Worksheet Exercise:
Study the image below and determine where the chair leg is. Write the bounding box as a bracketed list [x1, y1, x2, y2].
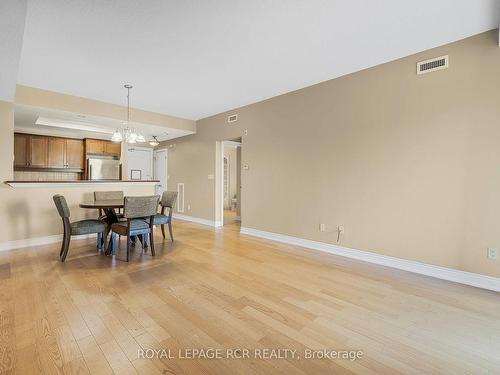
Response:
[168, 221, 174, 242]
[140, 234, 149, 250]
[108, 233, 117, 256]
[149, 231, 156, 256]
[59, 237, 65, 257]
[97, 232, 102, 250]
[126, 235, 131, 262]
[161, 224, 166, 239]
[102, 231, 107, 253]
[60, 233, 71, 262]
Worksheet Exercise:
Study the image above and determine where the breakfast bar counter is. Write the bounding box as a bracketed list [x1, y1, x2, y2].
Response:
[5, 180, 160, 188]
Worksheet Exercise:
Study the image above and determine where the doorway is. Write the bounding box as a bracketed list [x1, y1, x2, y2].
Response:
[153, 148, 168, 195]
[221, 139, 241, 226]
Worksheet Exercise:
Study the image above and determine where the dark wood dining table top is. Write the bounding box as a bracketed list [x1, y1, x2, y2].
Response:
[79, 199, 124, 209]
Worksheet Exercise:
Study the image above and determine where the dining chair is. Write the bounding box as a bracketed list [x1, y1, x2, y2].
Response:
[53, 194, 106, 262]
[94, 191, 124, 218]
[109, 195, 159, 262]
[153, 191, 178, 242]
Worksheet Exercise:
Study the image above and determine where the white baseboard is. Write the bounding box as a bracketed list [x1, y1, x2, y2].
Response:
[0, 233, 96, 253]
[173, 213, 218, 227]
[240, 227, 500, 293]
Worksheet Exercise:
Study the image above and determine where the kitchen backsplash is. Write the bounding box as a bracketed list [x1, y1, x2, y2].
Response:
[14, 171, 81, 181]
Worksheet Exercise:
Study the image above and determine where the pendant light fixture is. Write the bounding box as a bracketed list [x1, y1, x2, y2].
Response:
[149, 136, 160, 147]
[111, 84, 146, 144]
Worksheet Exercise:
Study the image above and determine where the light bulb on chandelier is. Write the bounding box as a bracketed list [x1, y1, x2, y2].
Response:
[111, 84, 146, 144]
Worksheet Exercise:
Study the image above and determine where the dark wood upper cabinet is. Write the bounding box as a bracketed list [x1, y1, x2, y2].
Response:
[14, 133, 84, 172]
[48, 137, 66, 168]
[104, 141, 121, 157]
[85, 139, 105, 154]
[66, 139, 84, 169]
[84, 138, 121, 157]
[29, 136, 48, 168]
[14, 133, 29, 167]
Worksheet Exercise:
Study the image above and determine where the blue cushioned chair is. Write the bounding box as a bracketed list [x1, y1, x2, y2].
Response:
[153, 191, 178, 241]
[109, 195, 159, 262]
[53, 194, 106, 262]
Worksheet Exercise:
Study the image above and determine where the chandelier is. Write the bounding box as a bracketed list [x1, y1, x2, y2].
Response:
[111, 84, 146, 144]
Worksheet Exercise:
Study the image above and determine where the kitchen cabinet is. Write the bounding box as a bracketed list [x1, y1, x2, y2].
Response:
[48, 137, 66, 168]
[104, 141, 121, 156]
[14, 133, 84, 171]
[66, 139, 84, 169]
[30, 136, 48, 168]
[14, 133, 29, 168]
[85, 139, 105, 154]
[84, 139, 121, 157]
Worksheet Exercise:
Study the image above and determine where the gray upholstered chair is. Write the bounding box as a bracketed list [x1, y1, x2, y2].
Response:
[53, 194, 106, 262]
[94, 191, 124, 218]
[153, 191, 178, 241]
[109, 195, 160, 262]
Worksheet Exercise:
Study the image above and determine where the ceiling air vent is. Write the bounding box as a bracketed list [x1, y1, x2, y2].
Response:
[227, 114, 238, 123]
[417, 55, 448, 75]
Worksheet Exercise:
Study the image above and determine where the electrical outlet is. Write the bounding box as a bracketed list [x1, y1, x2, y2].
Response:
[487, 248, 498, 259]
[338, 225, 345, 234]
[244, 129, 248, 135]
[319, 223, 326, 232]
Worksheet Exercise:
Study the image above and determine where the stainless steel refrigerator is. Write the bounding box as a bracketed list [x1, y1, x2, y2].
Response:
[87, 158, 121, 180]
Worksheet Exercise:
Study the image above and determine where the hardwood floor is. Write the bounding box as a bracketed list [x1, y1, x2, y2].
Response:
[0, 220, 499, 374]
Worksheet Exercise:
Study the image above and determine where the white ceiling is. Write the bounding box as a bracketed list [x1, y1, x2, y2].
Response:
[13, 0, 500, 120]
[0, 0, 26, 102]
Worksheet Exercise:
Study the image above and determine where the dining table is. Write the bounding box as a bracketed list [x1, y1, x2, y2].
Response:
[79, 199, 146, 255]
[79, 198, 124, 224]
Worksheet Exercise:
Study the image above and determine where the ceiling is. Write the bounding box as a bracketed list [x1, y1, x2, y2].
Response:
[10, 0, 500, 120]
[14, 105, 194, 142]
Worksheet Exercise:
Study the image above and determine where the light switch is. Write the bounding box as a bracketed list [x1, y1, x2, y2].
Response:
[243, 164, 249, 170]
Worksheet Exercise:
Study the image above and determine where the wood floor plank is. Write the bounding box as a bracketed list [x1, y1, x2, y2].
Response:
[0, 220, 499, 374]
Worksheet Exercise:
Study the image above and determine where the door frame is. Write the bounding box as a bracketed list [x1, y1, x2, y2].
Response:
[216, 140, 242, 227]
[153, 148, 168, 194]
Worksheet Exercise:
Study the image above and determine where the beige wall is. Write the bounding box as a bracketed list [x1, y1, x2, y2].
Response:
[0, 100, 155, 243]
[160, 31, 500, 277]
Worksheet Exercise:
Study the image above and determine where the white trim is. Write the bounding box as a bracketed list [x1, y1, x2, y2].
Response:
[177, 183, 185, 213]
[240, 227, 500, 293]
[7, 181, 159, 188]
[173, 213, 217, 227]
[0, 233, 96, 253]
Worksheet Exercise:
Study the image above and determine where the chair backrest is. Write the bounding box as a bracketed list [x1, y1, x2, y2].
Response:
[53, 194, 70, 218]
[123, 195, 160, 219]
[161, 191, 178, 209]
[94, 191, 124, 201]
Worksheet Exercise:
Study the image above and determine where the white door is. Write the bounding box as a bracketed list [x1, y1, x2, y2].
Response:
[154, 149, 168, 195]
[127, 146, 153, 180]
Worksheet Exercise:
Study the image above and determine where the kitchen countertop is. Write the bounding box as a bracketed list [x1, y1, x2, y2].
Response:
[5, 180, 160, 188]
